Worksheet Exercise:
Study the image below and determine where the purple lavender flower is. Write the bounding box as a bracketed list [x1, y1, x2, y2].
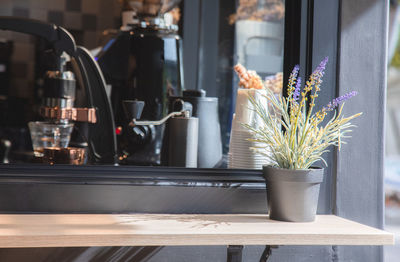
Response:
[293, 77, 301, 101]
[292, 64, 300, 78]
[323, 91, 358, 111]
[288, 64, 300, 95]
[313, 56, 329, 76]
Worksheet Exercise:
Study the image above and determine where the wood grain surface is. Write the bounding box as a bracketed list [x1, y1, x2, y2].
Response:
[0, 214, 393, 248]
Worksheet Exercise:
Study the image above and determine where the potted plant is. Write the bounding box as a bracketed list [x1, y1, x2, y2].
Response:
[235, 57, 362, 222]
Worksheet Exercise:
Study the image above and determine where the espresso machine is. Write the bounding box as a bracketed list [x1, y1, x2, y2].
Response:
[96, 0, 183, 165]
[0, 17, 117, 164]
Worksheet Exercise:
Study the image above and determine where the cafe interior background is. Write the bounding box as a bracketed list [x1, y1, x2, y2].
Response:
[0, 0, 396, 261]
[0, 0, 287, 169]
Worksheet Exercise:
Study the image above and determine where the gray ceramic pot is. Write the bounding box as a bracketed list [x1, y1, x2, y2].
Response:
[263, 166, 324, 222]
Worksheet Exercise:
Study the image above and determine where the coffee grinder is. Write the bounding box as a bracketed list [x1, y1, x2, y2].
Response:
[96, 0, 183, 165]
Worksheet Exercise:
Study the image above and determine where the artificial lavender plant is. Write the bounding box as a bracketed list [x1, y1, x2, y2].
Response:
[242, 57, 362, 169]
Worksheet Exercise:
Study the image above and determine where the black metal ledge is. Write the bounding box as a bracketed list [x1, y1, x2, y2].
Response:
[0, 164, 265, 187]
[0, 165, 267, 214]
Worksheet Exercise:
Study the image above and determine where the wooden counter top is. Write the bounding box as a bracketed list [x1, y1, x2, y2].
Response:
[0, 214, 393, 248]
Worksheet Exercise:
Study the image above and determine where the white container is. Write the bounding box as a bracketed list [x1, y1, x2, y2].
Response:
[228, 89, 272, 169]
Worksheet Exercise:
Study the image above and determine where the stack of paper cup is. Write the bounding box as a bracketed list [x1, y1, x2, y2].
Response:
[228, 89, 271, 169]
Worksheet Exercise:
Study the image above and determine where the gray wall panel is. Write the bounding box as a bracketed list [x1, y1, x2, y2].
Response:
[312, 0, 340, 215]
[336, 0, 388, 261]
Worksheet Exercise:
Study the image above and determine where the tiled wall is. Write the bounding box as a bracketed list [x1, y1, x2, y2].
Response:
[0, 0, 121, 99]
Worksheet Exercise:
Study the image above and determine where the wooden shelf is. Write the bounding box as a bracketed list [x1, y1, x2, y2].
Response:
[0, 214, 393, 248]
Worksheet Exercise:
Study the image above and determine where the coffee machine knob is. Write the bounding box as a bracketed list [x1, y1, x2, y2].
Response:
[129, 125, 151, 145]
